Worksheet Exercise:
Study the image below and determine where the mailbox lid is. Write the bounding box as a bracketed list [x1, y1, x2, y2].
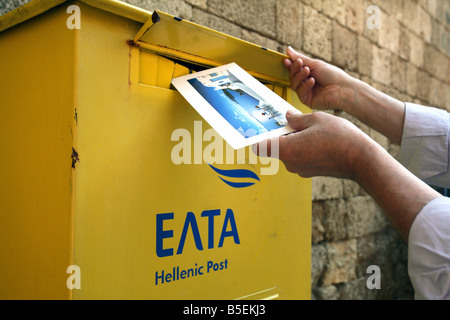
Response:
[0, 0, 290, 86]
[133, 10, 291, 87]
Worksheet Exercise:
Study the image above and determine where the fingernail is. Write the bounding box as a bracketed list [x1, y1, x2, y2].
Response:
[286, 109, 301, 116]
[287, 46, 294, 53]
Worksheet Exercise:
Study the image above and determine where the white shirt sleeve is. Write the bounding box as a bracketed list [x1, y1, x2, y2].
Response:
[400, 103, 450, 299]
[399, 103, 450, 188]
[408, 197, 450, 300]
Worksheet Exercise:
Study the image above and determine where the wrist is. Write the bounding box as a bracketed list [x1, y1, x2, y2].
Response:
[339, 77, 366, 114]
[350, 136, 386, 185]
[340, 78, 406, 144]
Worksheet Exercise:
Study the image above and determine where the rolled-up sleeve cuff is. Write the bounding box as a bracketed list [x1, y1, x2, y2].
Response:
[399, 103, 450, 181]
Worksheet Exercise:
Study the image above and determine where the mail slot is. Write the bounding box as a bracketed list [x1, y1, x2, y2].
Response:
[0, 0, 311, 299]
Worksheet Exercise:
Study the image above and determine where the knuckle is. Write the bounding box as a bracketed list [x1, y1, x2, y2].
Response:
[309, 111, 327, 122]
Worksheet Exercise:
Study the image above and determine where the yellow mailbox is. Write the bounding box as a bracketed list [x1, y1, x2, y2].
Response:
[0, 0, 311, 299]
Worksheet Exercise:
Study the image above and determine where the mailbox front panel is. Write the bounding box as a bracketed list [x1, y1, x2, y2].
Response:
[77, 3, 312, 300]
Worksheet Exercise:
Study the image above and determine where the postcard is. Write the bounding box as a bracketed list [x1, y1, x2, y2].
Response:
[171, 63, 299, 149]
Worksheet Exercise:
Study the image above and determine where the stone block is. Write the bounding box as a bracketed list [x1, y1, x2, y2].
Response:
[303, 6, 333, 61]
[312, 177, 344, 200]
[431, 16, 444, 50]
[424, 44, 449, 82]
[276, 0, 303, 46]
[401, 0, 421, 36]
[312, 201, 325, 244]
[345, 0, 364, 34]
[342, 179, 365, 198]
[446, 84, 450, 112]
[422, 0, 438, 18]
[322, 0, 346, 25]
[241, 29, 280, 52]
[311, 244, 328, 286]
[346, 196, 388, 238]
[406, 63, 418, 97]
[419, 6, 432, 43]
[322, 199, 348, 241]
[207, 0, 277, 38]
[336, 276, 379, 300]
[428, 77, 446, 108]
[191, 8, 242, 38]
[398, 25, 411, 61]
[300, 0, 322, 11]
[185, 0, 207, 10]
[409, 31, 424, 68]
[375, 0, 403, 21]
[371, 45, 391, 85]
[355, 231, 394, 277]
[379, 14, 399, 54]
[332, 22, 357, 70]
[416, 69, 432, 103]
[357, 35, 373, 76]
[321, 239, 357, 286]
[390, 54, 407, 93]
[312, 285, 339, 299]
[0, 0, 32, 15]
[435, 0, 450, 25]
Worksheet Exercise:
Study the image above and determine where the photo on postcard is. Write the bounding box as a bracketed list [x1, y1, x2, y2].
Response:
[171, 63, 299, 149]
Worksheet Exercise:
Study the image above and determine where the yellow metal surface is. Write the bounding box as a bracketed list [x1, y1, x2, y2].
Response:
[0, 0, 150, 33]
[81, 0, 150, 23]
[0, 3, 76, 299]
[135, 11, 292, 87]
[0, 0, 311, 299]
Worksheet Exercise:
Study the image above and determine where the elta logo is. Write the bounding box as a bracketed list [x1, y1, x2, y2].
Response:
[208, 163, 260, 188]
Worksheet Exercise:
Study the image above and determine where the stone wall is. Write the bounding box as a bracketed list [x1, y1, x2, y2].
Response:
[2, 0, 449, 300]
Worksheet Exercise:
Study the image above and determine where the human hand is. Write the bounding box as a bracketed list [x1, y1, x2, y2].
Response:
[283, 47, 355, 112]
[256, 109, 375, 180]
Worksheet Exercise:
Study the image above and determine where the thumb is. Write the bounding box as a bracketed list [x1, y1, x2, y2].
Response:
[285, 109, 310, 131]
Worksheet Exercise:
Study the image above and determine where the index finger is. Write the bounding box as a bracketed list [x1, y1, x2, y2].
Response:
[283, 58, 292, 70]
[286, 46, 315, 68]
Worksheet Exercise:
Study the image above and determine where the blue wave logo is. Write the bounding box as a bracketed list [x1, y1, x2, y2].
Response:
[208, 163, 260, 188]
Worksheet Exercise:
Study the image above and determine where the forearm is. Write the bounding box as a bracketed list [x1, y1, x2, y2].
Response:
[354, 139, 441, 241]
[341, 78, 406, 145]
